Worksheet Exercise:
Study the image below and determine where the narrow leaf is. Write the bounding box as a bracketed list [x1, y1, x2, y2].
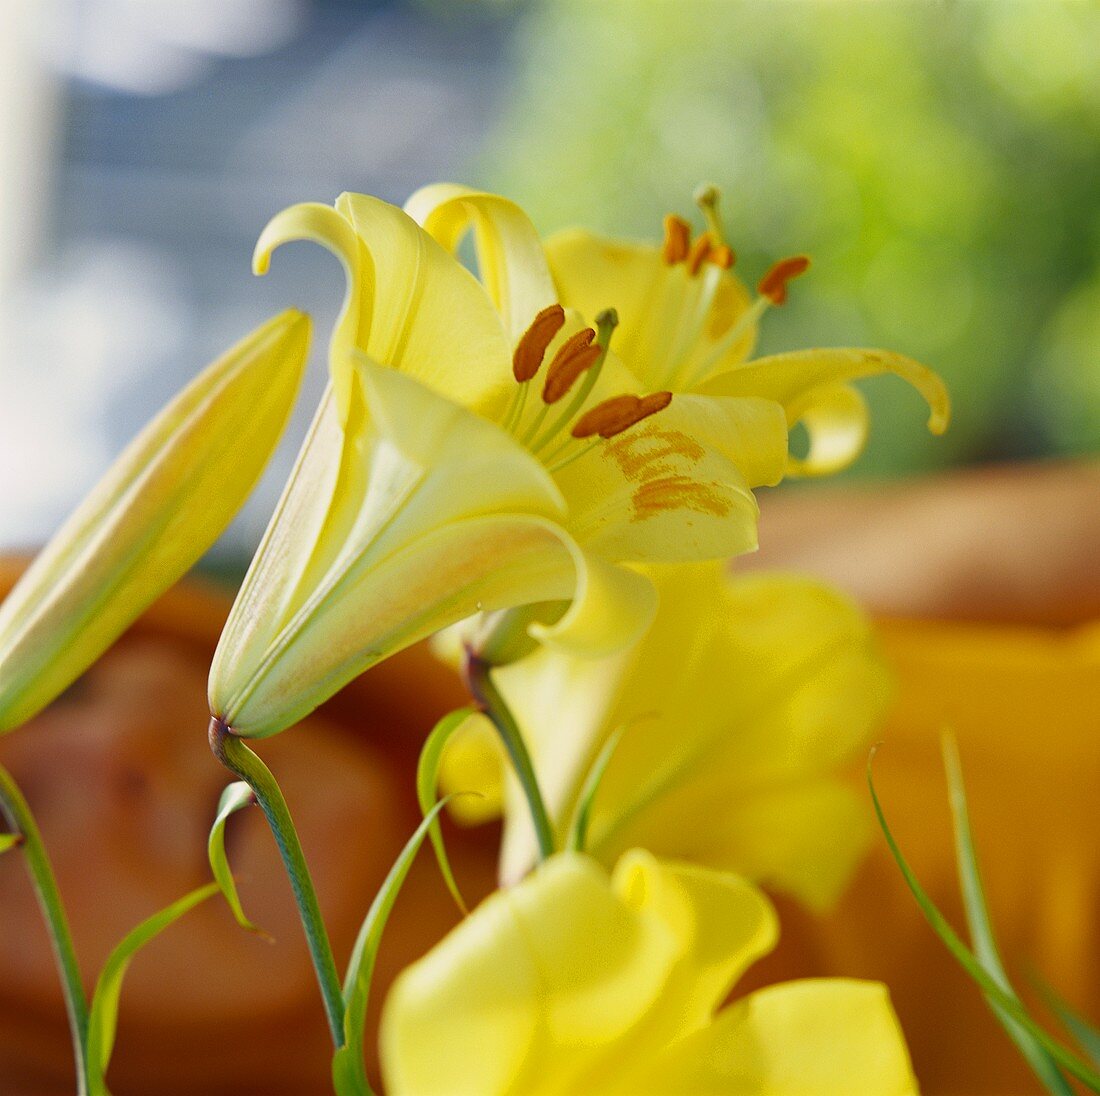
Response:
[868, 750, 1100, 1092]
[1035, 975, 1100, 1069]
[415, 708, 476, 915]
[86, 882, 219, 1096]
[332, 797, 461, 1096]
[0, 833, 21, 854]
[567, 723, 628, 853]
[208, 780, 272, 940]
[942, 734, 1073, 1095]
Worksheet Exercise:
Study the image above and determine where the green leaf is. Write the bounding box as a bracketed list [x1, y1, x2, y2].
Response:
[941, 734, 1073, 1096]
[0, 832, 21, 854]
[207, 780, 272, 940]
[868, 749, 1100, 1093]
[415, 707, 476, 915]
[86, 882, 219, 1096]
[1034, 975, 1100, 1069]
[332, 797, 460, 1096]
[566, 723, 628, 853]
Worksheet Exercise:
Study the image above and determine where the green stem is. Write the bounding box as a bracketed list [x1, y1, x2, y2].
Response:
[0, 764, 89, 1094]
[208, 719, 345, 1047]
[463, 654, 555, 862]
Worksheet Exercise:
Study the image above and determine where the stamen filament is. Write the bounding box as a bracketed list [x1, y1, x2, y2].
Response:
[521, 400, 552, 447]
[662, 261, 724, 389]
[680, 294, 770, 389]
[680, 254, 811, 388]
[546, 438, 602, 475]
[500, 382, 526, 433]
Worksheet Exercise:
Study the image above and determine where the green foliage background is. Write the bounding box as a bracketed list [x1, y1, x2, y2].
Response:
[480, 0, 1100, 476]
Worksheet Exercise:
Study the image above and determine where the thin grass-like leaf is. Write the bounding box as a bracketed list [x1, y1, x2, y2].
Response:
[415, 707, 475, 914]
[566, 723, 629, 853]
[0, 833, 20, 854]
[86, 882, 219, 1096]
[207, 781, 272, 940]
[942, 735, 1073, 1095]
[332, 796, 464, 1096]
[868, 750, 1100, 1093]
[1035, 975, 1100, 1069]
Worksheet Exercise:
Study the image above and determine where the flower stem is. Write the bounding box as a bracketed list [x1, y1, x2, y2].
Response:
[208, 718, 345, 1046]
[463, 653, 556, 862]
[0, 763, 89, 1094]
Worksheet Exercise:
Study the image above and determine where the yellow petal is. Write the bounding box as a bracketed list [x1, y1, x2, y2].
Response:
[404, 183, 558, 343]
[210, 364, 654, 738]
[785, 381, 870, 478]
[613, 850, 779, 1034]
[660, 393, 789, 488]
[529, 551, 657, 658]
[211, 364, 565, 737]
[544, 228, 757, 390]
[0, 311, 310, 733]
[557, 415, 761, 564]
[495, 566, 891, 905]
[254, 193, 512, 420]
[698, 347, 950, 474]
[645, 979, 918, 1095]
[612, 779, 873, 914]
[380, 853, 680, 1096]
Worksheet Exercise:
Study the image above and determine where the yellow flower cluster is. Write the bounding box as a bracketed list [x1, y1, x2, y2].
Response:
[0, 182, 949, 1092]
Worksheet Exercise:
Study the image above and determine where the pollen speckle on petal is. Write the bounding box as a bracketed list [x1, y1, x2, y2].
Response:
[631, 475, 732, 520]
[604, 428, 705, 482]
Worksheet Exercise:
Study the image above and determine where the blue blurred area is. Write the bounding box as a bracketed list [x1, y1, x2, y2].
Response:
[1, 0, 517, 555]
[3, 0, 1096, 558]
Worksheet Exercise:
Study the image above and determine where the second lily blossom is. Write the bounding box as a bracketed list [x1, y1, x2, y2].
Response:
[209, 184, 949, 740]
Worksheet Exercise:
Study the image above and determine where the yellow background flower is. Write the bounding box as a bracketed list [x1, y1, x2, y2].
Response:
[441, 562, 892, 910]
[381, 849, 917, 1095]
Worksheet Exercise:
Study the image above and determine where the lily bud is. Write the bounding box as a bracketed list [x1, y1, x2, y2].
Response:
[0, 310, 311, 732]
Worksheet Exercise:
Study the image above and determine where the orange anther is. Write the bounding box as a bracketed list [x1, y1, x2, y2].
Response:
[661, 215, 691, 264]
[571, 390, 673, 439]
[686, 232, 713, 276]
[512, 303, 566, 382]
[758, 255, 810, 305]
[709, 243, 735, 269]
[542, 327, 599, 403]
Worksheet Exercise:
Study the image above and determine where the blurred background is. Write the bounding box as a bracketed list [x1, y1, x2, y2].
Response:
[1, 0, 1098, 559]
[0, 2, 1098, 1094]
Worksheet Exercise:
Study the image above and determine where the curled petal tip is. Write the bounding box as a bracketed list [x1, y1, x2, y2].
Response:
[923, 376, 952, 436]
[252, 243, 272, 277]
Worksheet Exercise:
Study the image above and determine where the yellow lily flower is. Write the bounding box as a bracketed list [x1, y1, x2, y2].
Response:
[440, 563, 891, 908]
[409, 183, 950, 478]
[210, 187, 946, 739]
[380, 849, 918, 1095]
[0, 311, 310, 733]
